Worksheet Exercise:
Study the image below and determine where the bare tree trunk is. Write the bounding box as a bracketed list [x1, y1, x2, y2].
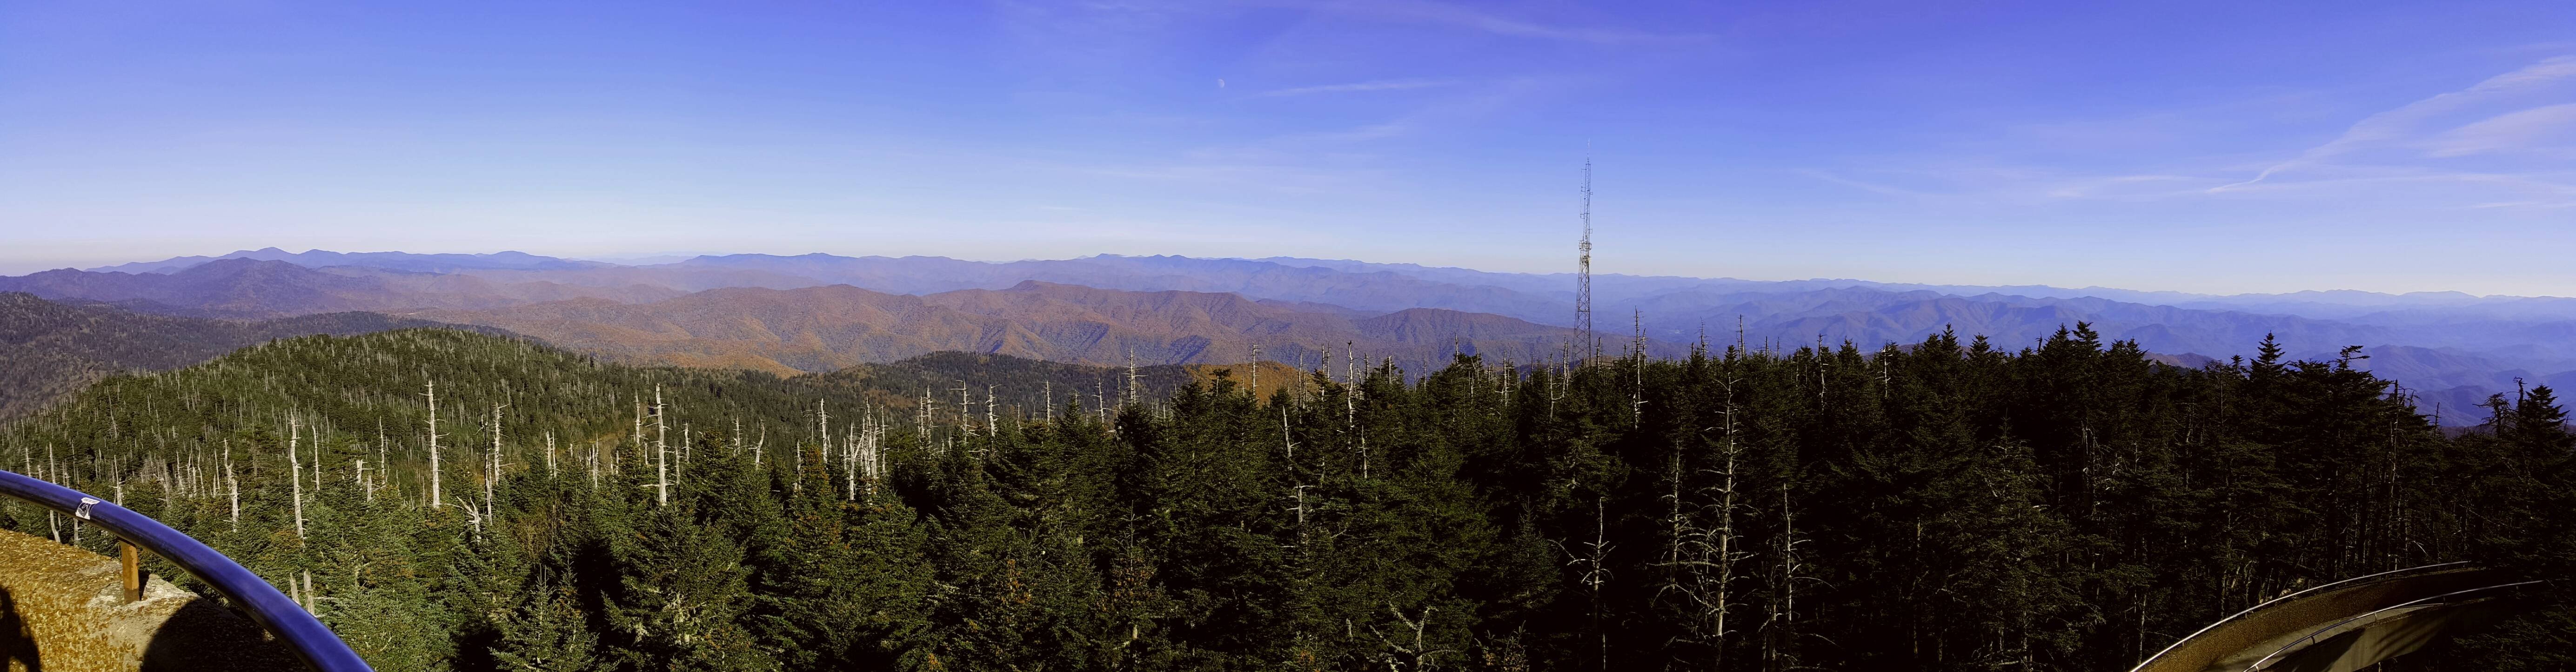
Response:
[425, 380, 442, 509]
[47, 444, 61, 544]
[226, 442, 239, 530]
[488, 403, 504, 523]
[1579, 497, 1610, 672]
[952, 381, 972, 437]
[289, 416, 305, 539]
[1126, 349, 1141, 409]
[1285, 406, 1307, 531]
[859, 416, 882, 495]
[1345, 369, 1368, 480]
[850, 420, 860, 486]
[1714, 419, 1742, 671]
[655, 386, 669, 506]
[1765, 483, 1805, 672]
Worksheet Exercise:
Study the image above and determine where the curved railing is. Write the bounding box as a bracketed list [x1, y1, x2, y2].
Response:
[2129, 562, 2529, 672]
[0, 468, 373, 672]
[2245, 579, 2540, 670]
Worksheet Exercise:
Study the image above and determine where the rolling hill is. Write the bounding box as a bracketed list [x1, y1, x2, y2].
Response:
[420, 281, 1648, 377]
[0, 258, 683, 318]
[85, 247, 608, 275]
[0, 293, 490, 420]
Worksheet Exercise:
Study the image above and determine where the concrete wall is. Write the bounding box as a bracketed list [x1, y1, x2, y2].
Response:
[0, 528, 300, 671]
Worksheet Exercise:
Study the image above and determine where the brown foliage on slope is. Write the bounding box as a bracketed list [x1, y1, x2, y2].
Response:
[426, 281, 1599, 376]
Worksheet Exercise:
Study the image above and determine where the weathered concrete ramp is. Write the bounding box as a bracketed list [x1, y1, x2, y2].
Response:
[2131, 563, 2527, 672]
[0, 528, 299, 671]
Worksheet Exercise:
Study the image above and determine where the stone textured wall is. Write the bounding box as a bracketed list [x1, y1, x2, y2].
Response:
[0, 528, 300, 671]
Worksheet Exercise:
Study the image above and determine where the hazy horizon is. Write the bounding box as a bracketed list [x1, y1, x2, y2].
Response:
[14, 245, 2569, 301]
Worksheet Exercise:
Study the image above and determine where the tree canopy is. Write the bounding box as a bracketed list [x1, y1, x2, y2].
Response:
[1, 326, 2568, 671]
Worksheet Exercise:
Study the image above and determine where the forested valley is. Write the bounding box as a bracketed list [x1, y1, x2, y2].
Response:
[3, 325, 2571, 671]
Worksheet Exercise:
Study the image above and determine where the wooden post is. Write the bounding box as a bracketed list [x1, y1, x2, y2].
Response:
[120, 540, 143, 603]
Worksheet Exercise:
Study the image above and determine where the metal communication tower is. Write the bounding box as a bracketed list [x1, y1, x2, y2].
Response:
[1576, 156, 1594, 361]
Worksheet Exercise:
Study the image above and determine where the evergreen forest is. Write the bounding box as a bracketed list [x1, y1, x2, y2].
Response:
[4, 325, 2572, 671]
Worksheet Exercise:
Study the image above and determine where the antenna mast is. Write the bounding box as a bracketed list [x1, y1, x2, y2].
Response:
[1576, 155, 1595, 361]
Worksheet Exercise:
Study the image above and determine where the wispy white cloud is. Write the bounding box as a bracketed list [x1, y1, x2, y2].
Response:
[1243, 76, 1549, 148]
[2041, 175, 2213, 200]
[1257, 0, 1711, 45]
[2424, 102, 2576, 157]
[2216, 55, 2576, 191]
[2470, 200, 2576, 209]
[1253, 78, 1455, 98]
[1794, 169, 1939, 199]
[1015, 76, 1548, 202]
[1060, 159, 1382, 195]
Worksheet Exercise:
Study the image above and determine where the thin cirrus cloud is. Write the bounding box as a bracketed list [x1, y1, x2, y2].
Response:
[2215, 54, 2576, 192]
[2424, 102, 2576, 157]
[1252, 78, 1457, 98]
[1256, 0, 1711, 44]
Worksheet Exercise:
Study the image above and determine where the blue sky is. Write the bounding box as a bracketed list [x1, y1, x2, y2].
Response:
[3, 1, 2572, 295]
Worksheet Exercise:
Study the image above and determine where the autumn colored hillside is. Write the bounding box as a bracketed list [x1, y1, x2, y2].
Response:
[417, 281, 1635, 377]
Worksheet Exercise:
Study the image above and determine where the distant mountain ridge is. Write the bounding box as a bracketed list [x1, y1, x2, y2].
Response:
[1, 258, 682, 318]
[23, 247, 2575, 424]
[87, 247, 607, 274]
[94, 248, 2572, 312]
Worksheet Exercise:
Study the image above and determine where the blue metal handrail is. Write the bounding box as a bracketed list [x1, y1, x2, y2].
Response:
[0, 468, 372, 672]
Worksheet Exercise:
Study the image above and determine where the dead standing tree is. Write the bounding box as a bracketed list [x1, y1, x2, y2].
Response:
[1556, 497, 1614, 672]
[288, 415, 305, 539]
[225, 442, 238, 529]
[654, 386, 670, 506]
[1654, 368, 1750, 670]
[951, 381, 973, 438]
[423, 380, 443, 510]
[1762, 482, 1810, 671]
[485, 402, 507, 524]
[1375, 604, 1456, 672]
